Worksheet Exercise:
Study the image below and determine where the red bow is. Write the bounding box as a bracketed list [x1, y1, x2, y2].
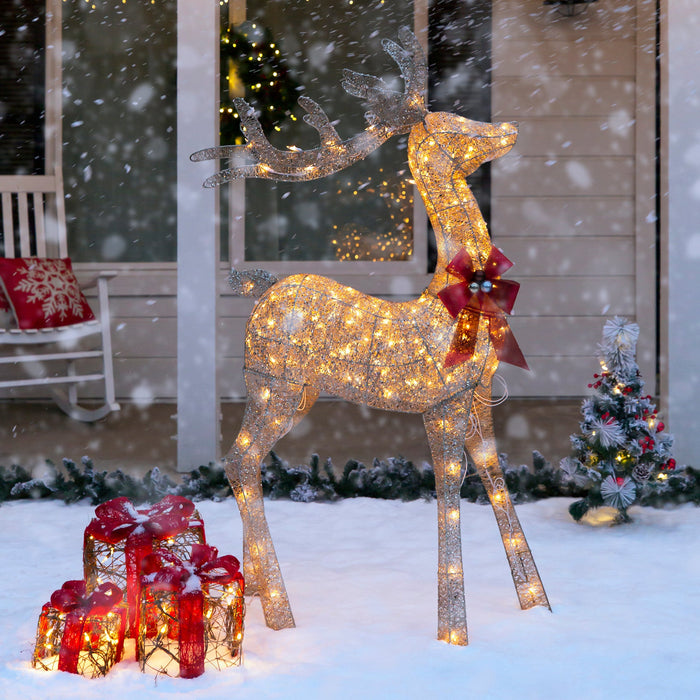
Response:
[438, 246, 528, 370]
[49, 580, 124, 674]
[140, 544, 243, 679]
[84, 495, 198, 638]
[51, 579, 123, 616]
[86, 495, 195, 543]
[141, 543, 243, 593]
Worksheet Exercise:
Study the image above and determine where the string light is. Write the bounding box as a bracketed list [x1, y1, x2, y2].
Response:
[194, 28, 550, 644]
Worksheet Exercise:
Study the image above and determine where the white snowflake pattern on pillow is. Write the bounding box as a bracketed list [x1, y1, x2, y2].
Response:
[13, 259, 87, 322]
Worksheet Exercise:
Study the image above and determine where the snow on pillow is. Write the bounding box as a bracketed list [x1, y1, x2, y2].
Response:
[0, 257, 95, 330]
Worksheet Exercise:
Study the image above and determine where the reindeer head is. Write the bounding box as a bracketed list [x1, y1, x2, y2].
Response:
[191, 28, 516, 188]
[410, 113, 518, 179]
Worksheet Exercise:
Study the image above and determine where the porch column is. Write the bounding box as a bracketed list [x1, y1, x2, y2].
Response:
[662, 0, 700, 466]
[176, 0, 220, 470]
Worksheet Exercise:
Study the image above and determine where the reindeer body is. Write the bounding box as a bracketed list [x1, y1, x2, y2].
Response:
[193, 30, 550, 645]
[243, 114, 510, 414]
[245, 274, 489, 413]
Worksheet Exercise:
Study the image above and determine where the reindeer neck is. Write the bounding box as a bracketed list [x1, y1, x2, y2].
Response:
[408, 121, 493, 300]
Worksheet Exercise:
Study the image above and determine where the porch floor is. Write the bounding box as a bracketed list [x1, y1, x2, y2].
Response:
[0, 398, 582, 478]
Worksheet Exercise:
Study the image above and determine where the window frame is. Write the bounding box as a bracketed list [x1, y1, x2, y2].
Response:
[223, 0, 429, 277]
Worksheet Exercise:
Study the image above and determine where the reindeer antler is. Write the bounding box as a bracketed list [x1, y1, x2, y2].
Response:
[190, 27, 427, 187]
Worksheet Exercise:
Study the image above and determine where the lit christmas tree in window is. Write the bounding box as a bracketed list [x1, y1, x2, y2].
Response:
[219, 21, 299, 144]
[560, 317, 675, 523]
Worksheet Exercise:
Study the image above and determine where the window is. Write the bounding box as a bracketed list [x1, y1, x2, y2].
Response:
[0, 0, 45, 175]
[221, 0, 424, 271]
[2, 1, 491, 268]
[429, 0, 492, 260]
[220, 0, 492, 272]
[62, 0, 177, 263]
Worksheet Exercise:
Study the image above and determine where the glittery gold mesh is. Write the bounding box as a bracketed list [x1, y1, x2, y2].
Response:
[137, 583, 244, 677]
[200, 30, 551, 644]
[32, 606, 124, 678]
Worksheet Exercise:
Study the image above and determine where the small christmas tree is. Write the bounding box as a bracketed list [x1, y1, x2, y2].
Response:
[560, 317, 675, 523]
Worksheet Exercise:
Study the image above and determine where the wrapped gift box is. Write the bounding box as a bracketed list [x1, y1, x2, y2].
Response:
[32, 580, 126, 678]
[138, 543, 244, 678]
[83, 495, 206, 637]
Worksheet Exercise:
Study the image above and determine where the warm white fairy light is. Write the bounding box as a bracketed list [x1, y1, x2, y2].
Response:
[194, 27, 550, 645]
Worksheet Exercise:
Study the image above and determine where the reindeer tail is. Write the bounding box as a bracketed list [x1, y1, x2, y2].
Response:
[228, 268, 279, 297]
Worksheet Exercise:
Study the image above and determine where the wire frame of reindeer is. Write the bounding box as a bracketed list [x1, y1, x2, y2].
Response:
[191, 27, 551, 646]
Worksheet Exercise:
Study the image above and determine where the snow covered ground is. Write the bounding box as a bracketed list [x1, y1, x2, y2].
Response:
[0, 497, 697, 699]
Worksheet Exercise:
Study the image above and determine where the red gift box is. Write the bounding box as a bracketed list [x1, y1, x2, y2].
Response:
[138, 543, 245, 678]
[83, 495, 206, 638]
[32, 580, 126, 678]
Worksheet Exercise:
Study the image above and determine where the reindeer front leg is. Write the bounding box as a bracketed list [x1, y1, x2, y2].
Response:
[466, 388, 551, 612]
[423, 393, 472, 645]
[223, 375, 304, 631]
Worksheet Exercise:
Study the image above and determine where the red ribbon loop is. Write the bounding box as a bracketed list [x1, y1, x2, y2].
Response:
[50, 579, 123, 617]
[141, 544, 243, 592]
[86, 495, 196, 543]
[437, 246, 529, 370]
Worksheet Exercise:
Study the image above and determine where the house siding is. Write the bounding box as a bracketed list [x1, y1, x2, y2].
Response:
[490, 0, 657, 396]
[1, 0, 658, 404]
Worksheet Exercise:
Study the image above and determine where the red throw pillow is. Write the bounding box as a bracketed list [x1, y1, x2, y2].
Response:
[0, 257, 96, 330]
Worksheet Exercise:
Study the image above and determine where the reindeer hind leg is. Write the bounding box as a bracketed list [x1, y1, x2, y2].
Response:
[465, 392, 551, 612]
[224, 375, 306, 630]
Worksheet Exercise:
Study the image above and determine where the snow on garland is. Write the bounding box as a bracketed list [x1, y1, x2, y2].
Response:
[1, 451, 697, 509]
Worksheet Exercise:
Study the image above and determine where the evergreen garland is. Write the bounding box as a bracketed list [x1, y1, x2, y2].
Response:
[1, 451, 696, 509]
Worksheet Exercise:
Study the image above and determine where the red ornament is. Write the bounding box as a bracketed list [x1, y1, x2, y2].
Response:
[656, 422, 665, 432]
[438, 245, 528, 369]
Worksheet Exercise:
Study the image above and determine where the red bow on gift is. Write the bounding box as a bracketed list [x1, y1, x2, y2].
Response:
[85, 495, 198, 637]
[86, 495, 196, 543]
[141, 544, 243, 679]
[141, 543, 243, 593]
[437, 245, 528, 370]
[51, 579, 122, 616]
[49, 580, 124, 674]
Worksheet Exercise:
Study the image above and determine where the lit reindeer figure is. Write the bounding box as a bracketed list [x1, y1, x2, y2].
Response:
[192, 28, 550, 645]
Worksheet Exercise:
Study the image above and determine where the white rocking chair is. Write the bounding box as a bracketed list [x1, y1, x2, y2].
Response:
[0, 172, 120, 421]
